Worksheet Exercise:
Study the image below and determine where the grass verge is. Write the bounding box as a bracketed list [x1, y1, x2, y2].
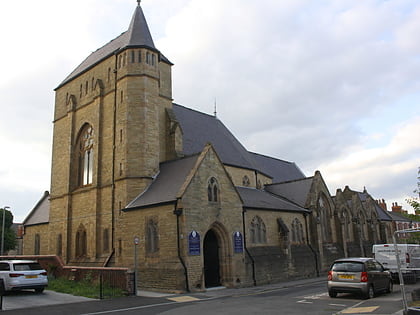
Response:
[47, 277, 124, 299]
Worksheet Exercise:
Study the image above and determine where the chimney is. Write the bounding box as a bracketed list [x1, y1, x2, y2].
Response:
[377, 199, 387, 211]
[392, 202, 403, 213]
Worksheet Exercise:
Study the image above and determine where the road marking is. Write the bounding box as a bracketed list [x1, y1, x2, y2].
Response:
[329, 303, 347, 307]
[81, 296, 217, 315]
[303, 292, 328, 299]
[340, 306, 379, 313]
[297, 300, 313, 304]
[168, 296, 200, 302]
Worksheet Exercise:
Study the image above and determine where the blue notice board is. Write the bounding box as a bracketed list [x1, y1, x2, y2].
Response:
[233, 231, 243, 253]
[188, 231, 200, 255]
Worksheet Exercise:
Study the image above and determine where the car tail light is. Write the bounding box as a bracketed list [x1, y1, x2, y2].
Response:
[328, 271, 333, 281]
[406, 253, 410, 263]
[40, 272, 47, 276]
[360, 272, 368, 282]
[9, 273, 24, 278]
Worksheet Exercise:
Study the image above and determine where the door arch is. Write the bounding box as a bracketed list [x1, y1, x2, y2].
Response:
[204, 229, 221, 287]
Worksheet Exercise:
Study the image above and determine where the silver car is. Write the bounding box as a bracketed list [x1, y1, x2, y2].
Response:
[0, 260, 48, 293]
[327, 257, 392, 299]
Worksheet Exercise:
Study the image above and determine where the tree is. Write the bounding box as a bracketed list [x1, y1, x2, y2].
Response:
[406, 167, 420, 213]
[0, 208, 16, 253]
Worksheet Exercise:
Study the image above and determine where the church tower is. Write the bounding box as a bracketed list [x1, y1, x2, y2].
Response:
[49, 3, 174, 264]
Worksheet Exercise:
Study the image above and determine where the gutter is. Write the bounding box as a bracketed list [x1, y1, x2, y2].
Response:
[304, 213, 319, 277]
[242, 208, 256, 286]
[174, 201, 190, 292]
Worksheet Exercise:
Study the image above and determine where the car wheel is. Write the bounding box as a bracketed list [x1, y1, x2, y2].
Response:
[35, 288, 45, 294]
[365, 285, 375, 299]
[386, 280, 393, 293]
[328, 290, 337, 298]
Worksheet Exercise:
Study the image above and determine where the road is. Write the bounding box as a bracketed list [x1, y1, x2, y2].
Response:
[1, 279, 419, 314]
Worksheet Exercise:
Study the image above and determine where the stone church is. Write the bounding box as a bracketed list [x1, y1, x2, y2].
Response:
[22, 3, 398, 292]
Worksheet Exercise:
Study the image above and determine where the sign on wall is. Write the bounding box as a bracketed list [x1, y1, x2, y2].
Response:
[188, 230, 201, 255]
[233, 231, 243, 253]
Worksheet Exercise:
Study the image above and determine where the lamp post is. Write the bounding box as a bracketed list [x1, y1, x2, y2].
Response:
[1, 206, 9, 256]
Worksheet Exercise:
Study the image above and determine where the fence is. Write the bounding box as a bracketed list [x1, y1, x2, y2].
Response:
[60, 266, 134, 299]
[0, 255, 135, 298]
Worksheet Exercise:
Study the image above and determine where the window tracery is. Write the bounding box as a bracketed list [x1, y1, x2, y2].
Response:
[207, 177, 219, 202]
[250, 216, 267, 244]
[76, 124, 94, 187]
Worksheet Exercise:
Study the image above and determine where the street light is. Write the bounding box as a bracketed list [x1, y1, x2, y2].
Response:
[1, 206, 9, 256]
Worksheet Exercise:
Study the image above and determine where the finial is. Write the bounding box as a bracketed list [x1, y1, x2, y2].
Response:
[137, 0, 141, 6]
[214, 98, 217, 117]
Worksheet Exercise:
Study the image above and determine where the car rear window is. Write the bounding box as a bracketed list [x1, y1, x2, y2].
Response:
[13, 263, 43, 271]
[331, 262, 364, 272]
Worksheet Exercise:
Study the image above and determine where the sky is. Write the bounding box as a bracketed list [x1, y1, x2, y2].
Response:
[0, 0, 419, 222]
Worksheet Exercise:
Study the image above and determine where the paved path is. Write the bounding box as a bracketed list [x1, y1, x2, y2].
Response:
[1, 289, 94, 311]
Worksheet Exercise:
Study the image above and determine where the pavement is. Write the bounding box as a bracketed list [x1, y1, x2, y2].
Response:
[0, 276, 418, 314]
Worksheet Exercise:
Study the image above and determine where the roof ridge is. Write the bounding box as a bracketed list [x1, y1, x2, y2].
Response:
[172, 103, 216, 119]
[267, 176, 313, 186]
[249, 151, 294, 164]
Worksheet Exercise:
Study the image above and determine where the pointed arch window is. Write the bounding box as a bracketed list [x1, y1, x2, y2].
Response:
[76, 225, 87, 258]
[318, 194, 332, 242]
[207, 177, 219, 202]
[242, 175, 250, 187]
[56, 234, 63, 256]
[291, 218, 304, 244]
[250, 216, 266, 244]
[76, 124, 94, 187]
[103, 229, 109, 253]
[146, 218, 159, 254]
[34, 234, 40, 255]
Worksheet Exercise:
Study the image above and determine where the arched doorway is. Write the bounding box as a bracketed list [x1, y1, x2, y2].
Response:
[204, 230, 221, 287]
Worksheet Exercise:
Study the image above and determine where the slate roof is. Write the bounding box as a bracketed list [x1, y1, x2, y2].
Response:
[172, 104, 306, 183]
[387, 211, 410, 222]
[237, 187, 309, 213]
[126, 154, 200, 209]
[57, 4, 170, 89]
[172, 104, 260, 171]
[375, 204, 393, 221]
[23, 191, 50, 226]
[250, 152, 306, 183]
[264, 177, 314, 208]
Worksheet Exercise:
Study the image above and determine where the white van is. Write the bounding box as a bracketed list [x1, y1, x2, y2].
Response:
[372, 244, 420, 283]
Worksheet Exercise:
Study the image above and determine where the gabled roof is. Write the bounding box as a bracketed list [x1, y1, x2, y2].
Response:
[265, 177, 314, 208]
[126, 154, 200, 209]
[387, 211, 410, 222]
[250, 152, 306, 182]
[172, 104, 307, 183]
[375, 204, 393, 221]
[172, 104, 260, 171]
[23, 191, 50, 226]
[57, 4, 169, 89]
[237, 187, 309, 213]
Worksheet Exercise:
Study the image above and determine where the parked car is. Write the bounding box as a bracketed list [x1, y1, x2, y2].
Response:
[0, 260, 48, 293]
[327, 257, 392, 299]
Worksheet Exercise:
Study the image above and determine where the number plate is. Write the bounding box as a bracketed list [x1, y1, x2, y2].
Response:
[25, 275, 38, 279]
[338, 274, 354, 280]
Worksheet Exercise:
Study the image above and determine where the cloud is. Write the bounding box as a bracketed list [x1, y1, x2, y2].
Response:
[1, 0, 420, 222]
[318, 116, 420, 207]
